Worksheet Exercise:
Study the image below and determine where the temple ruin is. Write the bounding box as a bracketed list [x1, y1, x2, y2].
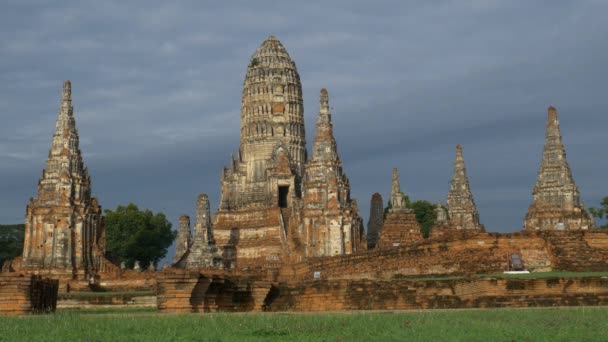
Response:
[524, 106, 594, 230]
[376, 168, 423, 248]
[176, 36, 365, 270]
[3, 37, 608, 316]
[16, 81, 108, 279]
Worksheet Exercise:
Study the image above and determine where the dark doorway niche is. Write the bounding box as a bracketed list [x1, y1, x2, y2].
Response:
[278, 186, 289, 208]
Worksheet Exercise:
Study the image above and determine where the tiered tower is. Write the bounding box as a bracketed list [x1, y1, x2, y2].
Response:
[377, 168, 423, 248]
[20, 81, 106, 278]
[524, 107, 593, 230]
[207, 36, 365, 269]
[302, 89, 365, 256]
[219, 36, 306, 210]
[447, 145, 483, 230]
[366, 193, 384, 249]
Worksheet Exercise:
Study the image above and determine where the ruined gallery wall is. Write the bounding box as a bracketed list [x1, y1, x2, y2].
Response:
[282, 231, 608, 281]
[0, 274, 58, 315]
[266, 276, 608, 311]
[156, 270, 271, 313]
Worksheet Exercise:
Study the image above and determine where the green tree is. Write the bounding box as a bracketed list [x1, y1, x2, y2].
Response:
[590, 197, 608, 228]
[409, 200, 437, 238]
[104, 204, 176, 268]
[0, 224, 25, 267]
[384, 198, 438, 238]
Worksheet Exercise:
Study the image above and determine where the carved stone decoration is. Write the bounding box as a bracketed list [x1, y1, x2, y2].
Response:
[447, 145, 483, 230]
[524, 107, 594, 230]
[219, 35, 306, 210]
[201, 37, 364, 270]
[20, 81, 106, 279]
[302, 89, 366, 257]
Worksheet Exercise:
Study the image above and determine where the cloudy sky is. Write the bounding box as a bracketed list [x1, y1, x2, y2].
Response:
[1, 1, 607, 259]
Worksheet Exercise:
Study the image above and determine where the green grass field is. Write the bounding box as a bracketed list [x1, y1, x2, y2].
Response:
[1, 307, 607, 341]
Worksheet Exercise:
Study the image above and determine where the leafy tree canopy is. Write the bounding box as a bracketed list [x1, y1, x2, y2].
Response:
[590, 197, 608, 229]
[104, 204, 176, 268]
[0, 224, 25, 267]
[409, 200, 437, 238]
[384, 198, 439, 238]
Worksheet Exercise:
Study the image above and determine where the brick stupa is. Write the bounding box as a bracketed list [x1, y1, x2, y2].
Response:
[18, 81, 107, 279]
[377, 168, 423, 248]
[524, 106, 594, 230]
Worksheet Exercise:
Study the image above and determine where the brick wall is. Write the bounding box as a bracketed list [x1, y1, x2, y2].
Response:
[0, 274, 58, 315]
[266, 276, 608, 311]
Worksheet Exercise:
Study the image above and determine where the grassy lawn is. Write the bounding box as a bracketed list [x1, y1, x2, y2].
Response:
[1, 307, 607, 341]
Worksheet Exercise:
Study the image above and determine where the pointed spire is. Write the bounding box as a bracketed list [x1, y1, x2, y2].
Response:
[37, 80, 88, 204]
[311, 88, 339, 161]
[22, 80, 104, 272]
[389, 168, 411, 213]
[447, 145, 482, 230]
[525, 106, 593, 230]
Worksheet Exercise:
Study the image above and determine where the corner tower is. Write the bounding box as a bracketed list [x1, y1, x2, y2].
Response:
[447, 145, 483, 230]
[524, 107, 593, 230]
[302, 89, 365, 256]
[20, 81, 106, 278]
[220, 36, 306, 210]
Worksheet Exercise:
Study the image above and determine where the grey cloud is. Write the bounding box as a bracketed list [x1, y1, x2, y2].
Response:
[1, 1, 607, 256]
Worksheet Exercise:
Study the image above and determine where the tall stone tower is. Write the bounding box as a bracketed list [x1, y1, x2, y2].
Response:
[219, 35, 306, 210]
[302, 89, 365, 256]
[21, 81, 106, 277]
[366, 193, 384, 249]
[524, 107, 593, 230]
[209, 37, 365, 269]
[447, 145, 483, 230]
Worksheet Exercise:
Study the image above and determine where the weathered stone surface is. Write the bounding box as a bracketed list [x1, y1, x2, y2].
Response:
[301, 89, 365, 257]
[219, 36, 306, 210]
[447, 145, 483, 230]
[284, 230, 608, 281]
[388, 168, 411, 214]
[0, 274, 58, 315]
[156, 269, 270, 313]
[377, 168, 423, 248]
[187, 37, 363, 270]
[366, 193, 384, 249]
[178, 194, 222, 269]
[525, 106, 594, 231]
[264, 276, 608, 312]
[18, 81, 108, 279]
[173, 215, 191, 264]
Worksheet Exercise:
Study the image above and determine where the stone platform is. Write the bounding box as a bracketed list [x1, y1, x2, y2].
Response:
[0, 274, 58, 315]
